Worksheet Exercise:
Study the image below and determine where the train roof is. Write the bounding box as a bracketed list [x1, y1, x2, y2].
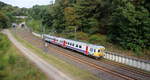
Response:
[43, 34, 105, 48]
[65, 39, 104, 48]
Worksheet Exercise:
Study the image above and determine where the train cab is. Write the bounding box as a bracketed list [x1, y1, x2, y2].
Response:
[93, 48, 105, 58]
[88, 45, 105, 58]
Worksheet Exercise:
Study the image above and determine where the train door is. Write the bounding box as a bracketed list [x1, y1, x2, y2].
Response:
[63, 40, 66, 47]
[53, 39, 56, 44]
[85, 46, 88, 55]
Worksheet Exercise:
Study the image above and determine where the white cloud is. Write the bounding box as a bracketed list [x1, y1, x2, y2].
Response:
[0, 0, 54, 8]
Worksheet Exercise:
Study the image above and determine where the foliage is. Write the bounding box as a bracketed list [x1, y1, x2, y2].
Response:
[26, 19, 41, 32]
[109, 0, 150, 52]
[27, 0, 150, 55]
[89, 34, 107, 45]
[76, 32, 89, 42]
[0, 12, 9, 29]
[0, 33, 47, 80]
[0, 1, 20, 29]
[28, 5, 46, 20]
[0, 33, 10, 51]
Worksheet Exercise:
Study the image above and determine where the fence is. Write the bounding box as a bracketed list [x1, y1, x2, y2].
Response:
[104, 51, 150, 71]
[32, 32, 42, 38]
[32, 32, 150, 72]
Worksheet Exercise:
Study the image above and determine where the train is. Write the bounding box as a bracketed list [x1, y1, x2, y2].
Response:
[43, 34, 105, 59]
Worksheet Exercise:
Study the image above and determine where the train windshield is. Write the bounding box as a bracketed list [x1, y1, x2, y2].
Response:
[98, 50, 101, 52]
[98, 49, 104, 52]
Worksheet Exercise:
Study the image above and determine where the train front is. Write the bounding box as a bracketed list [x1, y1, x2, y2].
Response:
[93, 47, 105, 59]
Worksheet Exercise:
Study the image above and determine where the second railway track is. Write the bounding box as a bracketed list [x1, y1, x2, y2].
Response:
[101, 59, 150, 78]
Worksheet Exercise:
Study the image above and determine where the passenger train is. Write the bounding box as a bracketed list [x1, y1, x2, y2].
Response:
[43, 34, 105, 58]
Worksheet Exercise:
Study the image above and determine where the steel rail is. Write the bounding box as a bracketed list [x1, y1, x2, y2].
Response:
[48, 44, 137, 80]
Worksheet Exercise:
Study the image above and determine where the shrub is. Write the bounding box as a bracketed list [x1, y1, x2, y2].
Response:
[0, 64, 5, 70]
[26, 19, 41, 32]
[66, 33, 75, 39]
[8, 54, 16, 64]
[0, 33, 10, 53]
[0, 12, 9, 29]
[89, 34, 107, 45]
[76, 32, 88, 42]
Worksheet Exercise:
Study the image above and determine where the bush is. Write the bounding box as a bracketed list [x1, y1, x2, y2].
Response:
[89, 34, 107, 45]
[0, 33, 10, 53]
[26, 19, 41, 32]
[76, 32, 88, 42]
[8, 54, 16, 64]
[0, 64, 5, 70]
[66, 32, 75, 39]
[0, 12, 9, 29]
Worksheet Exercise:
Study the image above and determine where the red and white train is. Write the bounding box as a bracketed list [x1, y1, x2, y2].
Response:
[43, 34, 105, 58]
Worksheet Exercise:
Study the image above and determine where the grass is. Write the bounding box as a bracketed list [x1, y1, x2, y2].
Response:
[11, 30, 101, 80]
[0, 33, 47, 80]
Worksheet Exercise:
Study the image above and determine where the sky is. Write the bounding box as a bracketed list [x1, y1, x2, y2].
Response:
[0, 0, 54, 8]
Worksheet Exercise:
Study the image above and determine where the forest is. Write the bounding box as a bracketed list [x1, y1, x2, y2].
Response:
[26, 0, 150, 57]
[0, 0, 150, 58]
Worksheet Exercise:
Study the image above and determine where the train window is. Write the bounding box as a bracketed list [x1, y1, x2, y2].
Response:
[72, 44, 74, 46]
[98, 50, 100, 52]
[76, 44, 78, 47]
[79, 45, 82, 48]
[94, 49, 96, 52]
[90, 48, 93, 52]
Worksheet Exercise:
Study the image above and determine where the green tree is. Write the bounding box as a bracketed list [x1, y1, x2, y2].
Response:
[51, 0, 66, 33]
[0, 12, 9, 29]
[109, 0, 150, 53]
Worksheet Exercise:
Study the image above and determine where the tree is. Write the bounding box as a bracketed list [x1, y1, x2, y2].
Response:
[109, 0, 150, 52]
[0, 12, 9, 29]
[64, 7, 78, 33]
[50, 0, 66, 33]
[74, 0, 99, 33]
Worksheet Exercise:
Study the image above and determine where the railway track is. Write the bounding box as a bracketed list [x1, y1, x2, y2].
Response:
[47, 43, 138, 80]
[15, 29, 150, 80]
[101, 59, 150, 78]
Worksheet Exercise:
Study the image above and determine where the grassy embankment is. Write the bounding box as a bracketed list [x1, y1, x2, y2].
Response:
[11, 29, 100, 80]
[0, 33, 47, 80]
